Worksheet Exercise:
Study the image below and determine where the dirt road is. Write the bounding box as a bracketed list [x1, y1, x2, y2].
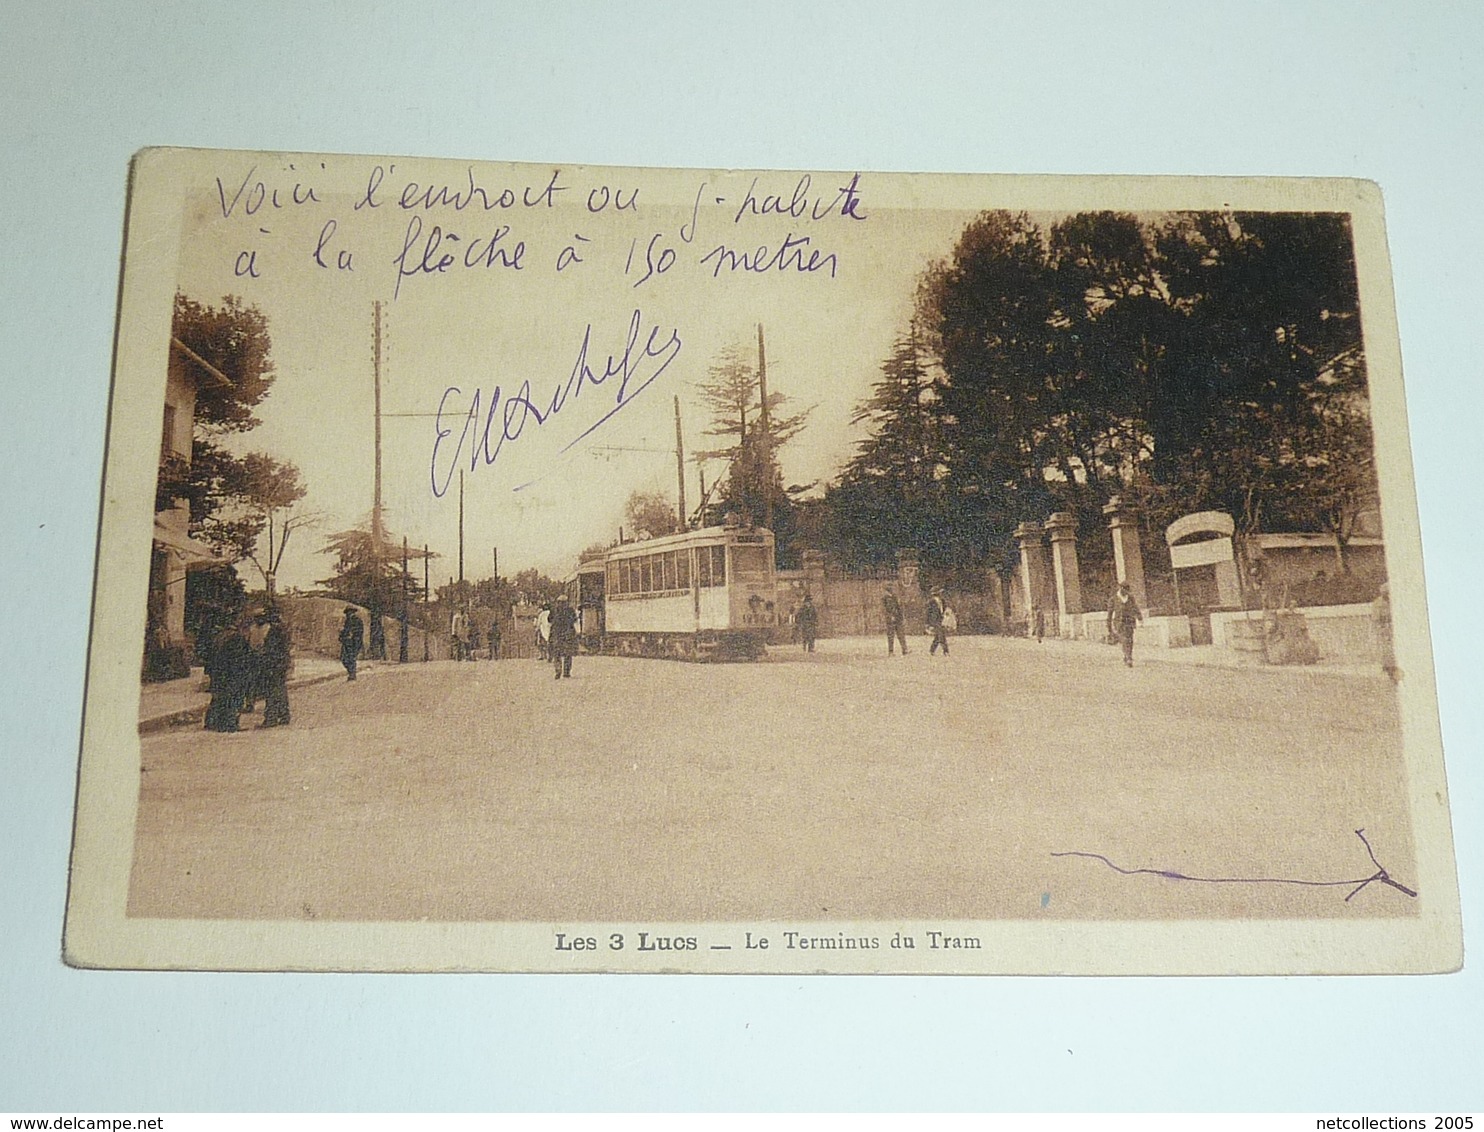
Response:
[128, 635, 1416, 922]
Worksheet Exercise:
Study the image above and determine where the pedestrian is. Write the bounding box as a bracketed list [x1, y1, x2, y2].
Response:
[1372, 581, 1398, 683]
[338, 605, 364, 681]
[1033, 604, 1045, 644]
[487, 616, 502, 661]
[536, 603, 551, 662]
[203, 616, 251, 732]
[882, 585, 908, 656]
[237, 611, 268, 712]
[460, 608, 475, 661]
[1107, 582, 1143, 667]
[259, 608, 292, 727]
[797, 593, 819, 653]
[549, 593, 578, 679]
[450, 608, 467, 662]
[926, 587, 950, 656]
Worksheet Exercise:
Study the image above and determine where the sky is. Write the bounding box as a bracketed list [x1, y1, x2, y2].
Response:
[171, 152, 975, 589]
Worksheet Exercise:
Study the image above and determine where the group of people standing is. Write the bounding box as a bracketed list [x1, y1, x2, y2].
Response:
[204, 608, 293, 732]
[449, 608, 503, 662]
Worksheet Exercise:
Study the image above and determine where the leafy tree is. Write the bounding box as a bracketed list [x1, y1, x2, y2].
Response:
[164, 294, 284, 644]
[234, 454, 320, 595]
[172, 293, 277, 431]
[316, 525, 428, 655]
[624, 489, 679, 540]
[899, 207, 1374, 590]
[691, 339, 813, 564]
[509, 567, 564, 606]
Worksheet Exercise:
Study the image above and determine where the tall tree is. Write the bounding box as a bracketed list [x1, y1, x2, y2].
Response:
[172, 293, 277, 431]
[691, 340, 813, 564]
[234, 454, 321, 595]
[826, 329, 956, 570]
[163, 294, 284, 649]
[624, 489, 679, 540]
[316, 524, 425, 613]
[908, 208, 1372, 579]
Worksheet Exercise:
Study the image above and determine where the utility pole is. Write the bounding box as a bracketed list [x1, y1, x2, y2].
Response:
[458, 469, 466, 599]
[674, 395, 687, 530]
[399, 536, 409, 663]
[370, 299, 386, 659]
[422, 544, 430, 661]
[757, 323, 772, 534]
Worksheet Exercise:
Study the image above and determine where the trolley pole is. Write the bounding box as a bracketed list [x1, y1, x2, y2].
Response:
[757, 323, 772, 534]
[674, 395, 687, 531]
[399, 536, 409, 663]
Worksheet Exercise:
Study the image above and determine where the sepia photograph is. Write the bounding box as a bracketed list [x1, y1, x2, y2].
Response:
[65, 150, 1460, 973]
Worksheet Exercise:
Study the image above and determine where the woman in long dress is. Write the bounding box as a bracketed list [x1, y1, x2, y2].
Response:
[204, 619, 250, 732]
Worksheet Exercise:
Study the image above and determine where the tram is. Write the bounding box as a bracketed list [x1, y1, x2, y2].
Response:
[575, 523, 779, 660]
[566, 555, 607, 652]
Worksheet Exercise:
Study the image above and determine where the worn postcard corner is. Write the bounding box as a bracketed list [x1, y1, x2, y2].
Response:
[66, 149, 1461, 974]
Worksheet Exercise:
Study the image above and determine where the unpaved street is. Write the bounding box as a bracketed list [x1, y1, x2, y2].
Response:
[128, 636, 1416, 922]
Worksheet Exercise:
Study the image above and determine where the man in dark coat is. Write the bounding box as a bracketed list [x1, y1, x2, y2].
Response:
[487, 616, 503, 661]
[797, 593, 819, 653]
[1107, 582, 1143, 667]
[204, 618, 251, 732]
[259, 609, 292, 727]
[548, 593, 579, 679]
[882, 585, 907, 656]
[339, 605, 364, 681]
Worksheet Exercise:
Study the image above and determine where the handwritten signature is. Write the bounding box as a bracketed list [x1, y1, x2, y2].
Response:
[429, 309, 683, 498]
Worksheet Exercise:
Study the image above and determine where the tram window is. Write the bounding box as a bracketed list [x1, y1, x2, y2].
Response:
[640, 556, 652, 593]
[606, 562, 618, 595]
[661, 552, 674, 590]
[713, 545, 727, 585]
[731, 545, 771, 580]
[677, 550, 691, 589]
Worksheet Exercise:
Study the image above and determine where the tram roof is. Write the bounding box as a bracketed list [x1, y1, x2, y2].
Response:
[597, 524, 774, 562]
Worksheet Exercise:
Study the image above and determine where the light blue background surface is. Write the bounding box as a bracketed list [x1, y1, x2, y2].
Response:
[2, 2, 1480, 1111]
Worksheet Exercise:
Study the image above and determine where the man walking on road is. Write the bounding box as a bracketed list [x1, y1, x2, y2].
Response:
[926, 587, 950, 656]
[796, 593, 819, 653]
[882, 585, 908, 656]
[338, 605, 364, 681]
[549, 593, 579, 679]
[1108, 582, 1143, 667]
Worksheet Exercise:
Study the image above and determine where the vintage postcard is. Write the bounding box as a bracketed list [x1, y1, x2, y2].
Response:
[65, 148, 1461, 972]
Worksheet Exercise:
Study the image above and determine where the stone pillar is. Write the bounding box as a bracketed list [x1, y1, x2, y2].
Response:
[1013, 521, 1050, 625]
[1103, 496, 1148, 610]
[1044, 511, 1083, 621]
[801, 550, 827, 597]
[1213, 557, 1242, 608]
